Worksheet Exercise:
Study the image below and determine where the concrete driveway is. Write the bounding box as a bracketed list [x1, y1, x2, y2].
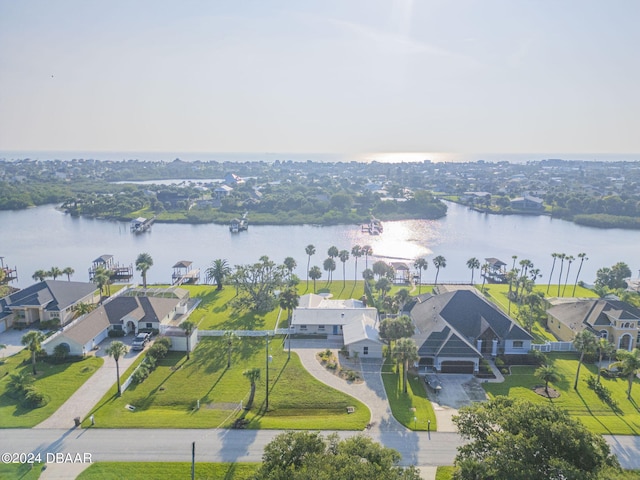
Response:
[423, 374, 488, 432]
[0, 327, 29, 357]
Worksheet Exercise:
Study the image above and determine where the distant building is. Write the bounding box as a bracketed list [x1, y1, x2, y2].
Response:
[510, 194, 544, 211]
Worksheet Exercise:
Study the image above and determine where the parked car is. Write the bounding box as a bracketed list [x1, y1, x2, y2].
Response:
[132, 332, 151, 351]
[425, 374, 443, 392]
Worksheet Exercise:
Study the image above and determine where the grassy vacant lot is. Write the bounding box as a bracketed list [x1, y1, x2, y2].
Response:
[480, 283, 598, 343]
[85, 336, 369, 430]
[484, 353, 640, 435]
[77, 462, 259, 480]
[381, 358, 436, 431]
[0, 351, 103, 428]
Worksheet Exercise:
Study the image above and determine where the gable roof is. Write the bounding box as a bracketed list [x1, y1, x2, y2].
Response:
[1, 280, 97, 312]
[293, 293, 377, 326]
[103, 295, 180, 325]
[342, 314, 383, 345]
[547, 299, 640, 332]
[58, 307, 110, 345]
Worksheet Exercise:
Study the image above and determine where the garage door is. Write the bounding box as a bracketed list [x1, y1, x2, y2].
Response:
[0, 320, 6, 333]
[440, 361, 475, 374]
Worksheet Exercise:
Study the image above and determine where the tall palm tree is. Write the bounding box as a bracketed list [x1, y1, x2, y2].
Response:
[572, 253, 588, 296]
[351, 245, 362, 283]
[205, 259, 232, 290]
[135, 253, 154, 289]
[62, 267, 75, 281]
[32, 270, 47, 282]
[562, 255, 575, 296]
[432, 255, 447, 287]
[48, 266, 62, 280]
[535, 365, 560, 396]
[611, 348, 640, 400]
[309, 266, 322, 293]
[223, 331, 238, 368]
[278, 287, 300, 324]
[338, 250, 349, 286]
[393, 338, 419, 393]
[414, 258, 428, 294]
[93, 266, 112, 297]
[243, 367, 261, 410]
[283, 257, 297, 280]
[573, 330, 597, 390]
[21, 331, 46, 375]
[547, 253, 560, 294]
[362, 245, 373, 270]
[481, 262, 491, 294]
[466, 257, 480, 284]
[180, 320, 196, 360]
[305, 244, 316, 289]
[511, 255, 518, 271]
[323, 257, 336, 284]
[556, 253, 567, 296]
[105, 340, 128, 396]
[596, 338, 615, 384]
[327, 246, 339, 260]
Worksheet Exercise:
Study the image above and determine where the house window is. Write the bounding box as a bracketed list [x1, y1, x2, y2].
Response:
[318, 325, 325, 331]
[146, 323, 153, 329]
[363, 346, 369, 355]
[300, 325, 307, 331]
[513, 341, 524, 348]
[49, 312, 60, 318]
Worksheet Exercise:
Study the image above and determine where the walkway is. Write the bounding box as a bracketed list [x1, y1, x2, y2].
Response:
[35, 337, 143, 429]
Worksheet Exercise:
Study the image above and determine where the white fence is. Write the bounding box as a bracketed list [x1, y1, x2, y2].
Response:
[531, 341, 576, 353]
[198, 329, 289, 338]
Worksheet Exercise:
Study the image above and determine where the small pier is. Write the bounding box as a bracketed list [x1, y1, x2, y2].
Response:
[230, 212, 249, 233]
[482, 257, 508, 283]
[361, 216, 383, 235]
[130, 216, 155, 234]
[0, 256, 18, 284]
[89, 254, 134, 282]
[172, 261, 200, 285]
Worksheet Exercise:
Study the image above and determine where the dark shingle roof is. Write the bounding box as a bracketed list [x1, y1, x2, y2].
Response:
[3, 281, 96, 311]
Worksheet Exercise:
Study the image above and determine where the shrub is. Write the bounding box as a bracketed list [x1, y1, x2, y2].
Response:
[495, 358, 505, 368]
[22, 386, 48, 408]
[154, 336, 171, 349]
[148, 343, 168, 360]
[326, 362, 337, 370]
[108, 329, 125, 338]
[131, 365, 150, 384]
[343, 369, 360, 381]
[586, 375, 618, 408]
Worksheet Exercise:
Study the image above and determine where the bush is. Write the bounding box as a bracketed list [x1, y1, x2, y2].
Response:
[154, 336, 171, 349]
[22, 386, 48, 408]
[495, 358, 505, 368]
[131, 365, 150, 384]
[108, 329, 125, 338]
[586, 375, 618, 408]
[148, 343, 168, 360]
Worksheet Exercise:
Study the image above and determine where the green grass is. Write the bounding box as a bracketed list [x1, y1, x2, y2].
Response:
[77, 462, 259, 480]
[0, 462, 45, 479]
[484, 353, 640, 435]
[0, 351, 103, 428]
[84, 336, 369, 430]
[381, 358, 436, 431]
[435, 466, 454, 480]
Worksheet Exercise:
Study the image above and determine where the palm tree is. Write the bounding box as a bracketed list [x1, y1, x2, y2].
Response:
[562, 255, 575, 296]
[93, 266, 112, 297]
[572, 253, 588, 296]
[375, 277, 391, 300]
[278, 287, 300, 325]
[611, 348, 640, 400]
[480, 262, 491, 294]
[305, 244, 316, 289]
[309, 266, 322, 293]
[432, 255, 447, 287]
[106, 341, 128, 396]
[283, 257, 297, 280]
[62, 267, 75, 281]
[573, 330, 598, 390]
[505, 268, 517, 314]
[323, 257, 336, 284]
[180, 320, 196, 360]
[205, 259, 232, 290]
[351, 245, 362, 282]
[48, 266, 62, 280]
[73, 302, 96, 319]
[547, 253, 560, 294]
[393, 338, 419, 393]
[327, 246, 339, 260]
[511, 255, 518, 271]
[466, 257, 480, 284]
[32, 270, 47, 282]
[135, 253, 154, 289]
[535, 365, 560, 396]
[223, 331, 238, 368]
[596, 338, 615, 384]
[556, 253, 567, 296]
[243, 367, 261, 410]
[393, 288, 411, 313]
[338, 250, 349, 286]
[362, 245, 373, 270]
[414, 258, 428, 294]
[21, 331, 46, 375]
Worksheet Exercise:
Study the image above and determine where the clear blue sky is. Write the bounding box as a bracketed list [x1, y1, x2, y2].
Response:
[1, 0, 638, 155]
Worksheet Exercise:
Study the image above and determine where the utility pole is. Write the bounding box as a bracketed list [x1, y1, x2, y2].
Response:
[265, 334, 270, 411]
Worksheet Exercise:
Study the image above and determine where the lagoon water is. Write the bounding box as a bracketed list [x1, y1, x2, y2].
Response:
[1, 202, 638, 289]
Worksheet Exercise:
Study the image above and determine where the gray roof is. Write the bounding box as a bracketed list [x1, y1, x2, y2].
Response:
[547, 299, 640, 332]
[103, 295, 180, 325]
[58, 307, 110, 344]
[1, 280, 97, 312]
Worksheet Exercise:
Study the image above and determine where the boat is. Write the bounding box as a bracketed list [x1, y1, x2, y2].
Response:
[229, 212, 249, 233]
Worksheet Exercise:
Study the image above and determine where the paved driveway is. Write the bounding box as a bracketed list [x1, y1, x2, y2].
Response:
[0, 327, 29, 357]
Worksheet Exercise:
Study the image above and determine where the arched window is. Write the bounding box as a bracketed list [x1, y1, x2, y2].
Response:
[599, 330, 608, 340]
[619, 333, 633, 351]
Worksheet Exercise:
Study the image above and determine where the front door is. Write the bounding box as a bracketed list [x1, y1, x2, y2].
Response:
[333, 325, 339, 335]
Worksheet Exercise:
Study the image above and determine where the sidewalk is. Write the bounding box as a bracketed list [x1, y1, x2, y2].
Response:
[35, 338, 142, 429]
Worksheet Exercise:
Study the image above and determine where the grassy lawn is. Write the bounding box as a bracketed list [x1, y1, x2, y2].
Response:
[84, 336, 369, 430]
[0, 462, 45, 479]
[77, 462, 259, 479]
[381, 358, 436, 431]
[479, 284, 598, 344]
[484, 353, 640, 435]
[435, 466, 455, 480]
[0, 351, 103, 428]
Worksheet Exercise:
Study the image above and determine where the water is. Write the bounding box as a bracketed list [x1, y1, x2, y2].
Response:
[1, 202, 638, 289]
[1, 150, 638, 164]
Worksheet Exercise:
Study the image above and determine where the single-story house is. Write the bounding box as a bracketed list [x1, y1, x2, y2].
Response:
[510, 194, 544, 211]
[0, 280, 99, 332]
[291, 293, 383, 358]
[406, 290, 533, 373]
[546, 298, 640, 350]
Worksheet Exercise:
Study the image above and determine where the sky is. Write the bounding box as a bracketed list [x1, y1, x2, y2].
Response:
[0, 0, 639, 155]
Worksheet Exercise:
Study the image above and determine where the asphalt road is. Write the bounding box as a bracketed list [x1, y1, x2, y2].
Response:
[2, 428, 640, 470]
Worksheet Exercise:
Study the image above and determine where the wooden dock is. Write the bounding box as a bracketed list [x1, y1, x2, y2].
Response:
[88, 254, 134, 282]
[172, 261, 200, 285]
[130, 216, 155, 234]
